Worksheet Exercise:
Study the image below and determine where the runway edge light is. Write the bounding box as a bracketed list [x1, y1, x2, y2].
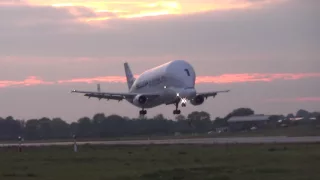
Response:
[73, 134, 78, 152]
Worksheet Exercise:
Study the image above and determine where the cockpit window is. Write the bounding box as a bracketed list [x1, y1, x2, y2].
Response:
[184, 69, 190, 76]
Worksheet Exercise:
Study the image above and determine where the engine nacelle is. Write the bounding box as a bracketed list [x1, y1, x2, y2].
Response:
[133, 94, 148, 106]
[190, 95, 205, 106]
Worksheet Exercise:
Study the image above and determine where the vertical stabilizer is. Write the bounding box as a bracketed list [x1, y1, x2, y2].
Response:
[124, 62, 135, 89]
[97, 84, 101, 92]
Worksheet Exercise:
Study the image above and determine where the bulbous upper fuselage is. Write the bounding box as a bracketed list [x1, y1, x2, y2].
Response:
[127, 60, 197, 108]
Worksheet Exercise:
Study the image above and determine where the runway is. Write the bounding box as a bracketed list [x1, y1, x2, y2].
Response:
[2, 136, 320, 147]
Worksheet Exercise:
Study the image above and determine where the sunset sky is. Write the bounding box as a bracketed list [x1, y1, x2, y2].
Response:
[0, 0, 319, 122]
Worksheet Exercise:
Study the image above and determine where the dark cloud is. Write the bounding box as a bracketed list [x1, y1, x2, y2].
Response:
[0, 0, 318, 59]
[0, 0, 25, 5]
[0, 6, 73, 24]
[0, 0, 319, 75]
[0, 5, 95, 36]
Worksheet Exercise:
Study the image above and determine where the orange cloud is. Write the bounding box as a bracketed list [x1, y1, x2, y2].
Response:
[266, 97, 320, 102]
[195, 73, 320, 83]
[0, 76, 53, 88]
[57, 76, 127, 84]
[23, 0, 277, 22]
[1, 73, 319, 88]
[59, 73, 320, 84]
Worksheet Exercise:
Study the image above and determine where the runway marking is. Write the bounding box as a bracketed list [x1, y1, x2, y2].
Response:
[2, 136, 320, 147]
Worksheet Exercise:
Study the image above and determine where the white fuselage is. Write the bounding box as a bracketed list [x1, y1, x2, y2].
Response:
[126, 60, 197, 108]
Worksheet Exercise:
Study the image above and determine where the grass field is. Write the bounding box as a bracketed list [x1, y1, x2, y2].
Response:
[1, 143, 320, 180]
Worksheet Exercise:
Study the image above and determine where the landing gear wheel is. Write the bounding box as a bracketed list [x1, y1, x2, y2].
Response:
[173, 102, 181, 114]
[139, 110, 147, 115]
[173, 110, 181, 115]
[181, 103, 186, 107]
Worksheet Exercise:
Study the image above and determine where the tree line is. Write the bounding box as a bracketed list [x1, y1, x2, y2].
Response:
[0, 108, 319, 141]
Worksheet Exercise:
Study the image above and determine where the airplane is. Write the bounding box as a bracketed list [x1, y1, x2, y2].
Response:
[71, 60, 230, 116]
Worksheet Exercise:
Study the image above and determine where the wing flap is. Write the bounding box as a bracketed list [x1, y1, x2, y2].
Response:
[84, 93, 124, 100]
[197, 90, 230, 98]
[71, 90, 134, 101]
[71, 90, 161, 101]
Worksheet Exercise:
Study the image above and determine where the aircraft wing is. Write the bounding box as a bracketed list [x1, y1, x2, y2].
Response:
[71, 90, 160, 101]
[197, 90, 230, 99]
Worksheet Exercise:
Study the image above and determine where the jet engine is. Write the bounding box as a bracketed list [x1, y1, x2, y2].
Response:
[133, 94, 148, 106]
[190, 95, 205, 106]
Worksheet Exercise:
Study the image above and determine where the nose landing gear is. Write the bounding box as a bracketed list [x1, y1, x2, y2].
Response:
[173, 109, 181, 114]
[180, 98, 187, 107]
[173, 102, 181, 114]
[139, 109, 147, 116]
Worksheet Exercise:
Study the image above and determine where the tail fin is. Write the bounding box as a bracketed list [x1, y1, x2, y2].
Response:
[124, 62, 135, 89]
[97, 84, 101, 92]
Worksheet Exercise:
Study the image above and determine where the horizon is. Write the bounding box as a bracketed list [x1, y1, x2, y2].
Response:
[0, 0, 319, 122]
[0, 106, 318, 122]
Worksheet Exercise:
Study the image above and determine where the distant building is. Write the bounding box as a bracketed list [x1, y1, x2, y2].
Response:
[290, 117, 317, 121]
[227, 114, 275, 132]
[289, 117, 304, 121]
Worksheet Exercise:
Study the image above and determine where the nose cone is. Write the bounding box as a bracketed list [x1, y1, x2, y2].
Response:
[166, 60, 196, 88]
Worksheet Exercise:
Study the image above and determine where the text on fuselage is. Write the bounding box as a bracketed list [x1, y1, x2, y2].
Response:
[135, 76, 166, 89]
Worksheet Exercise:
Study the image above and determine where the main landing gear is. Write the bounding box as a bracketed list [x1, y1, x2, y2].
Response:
[173, 102, 181, 115]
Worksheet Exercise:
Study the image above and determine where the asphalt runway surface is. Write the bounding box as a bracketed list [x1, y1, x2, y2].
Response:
[2, 136, 320, 147]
